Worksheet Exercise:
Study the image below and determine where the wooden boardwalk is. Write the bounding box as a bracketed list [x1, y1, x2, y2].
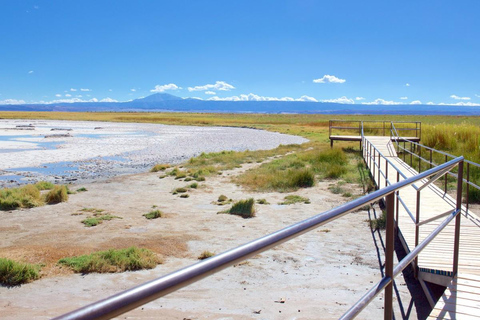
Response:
[363, 136, 480, 319]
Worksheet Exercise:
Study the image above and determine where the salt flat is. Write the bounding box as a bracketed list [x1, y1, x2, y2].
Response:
[0, 119, 307, 186]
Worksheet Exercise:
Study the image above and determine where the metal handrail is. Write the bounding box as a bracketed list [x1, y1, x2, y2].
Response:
[363, 136, 420, 226]
[390, 122, 480, 213]
[341, 208, 461, 319]
[53, 155, 464, 320]
[330, 120, 421, 139]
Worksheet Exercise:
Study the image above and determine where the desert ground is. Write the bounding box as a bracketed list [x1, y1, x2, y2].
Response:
[0, 120, 421, 319]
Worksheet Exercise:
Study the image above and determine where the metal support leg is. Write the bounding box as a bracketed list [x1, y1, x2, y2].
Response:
[453, 161, 464, 276]
[384, 192, 395, 320]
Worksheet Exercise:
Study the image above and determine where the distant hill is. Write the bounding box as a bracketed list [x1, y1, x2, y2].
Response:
[1, 93, 480, 115]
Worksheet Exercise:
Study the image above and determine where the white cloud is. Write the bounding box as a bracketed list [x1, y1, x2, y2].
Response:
[188, 81, 235, 92]
[0, 99, 26, 105]
[70, 88, 77, 92]
[100, 97, 118, 102]
[362, 99, 402, 105]
[439, 101, 480, 106]
[475, 94, 480, 98]
[55, 94, 62, 97]
[65, 94, 72, 97]
[355, 97, 365, 101]
[207, 93, 317, 102]
[297, 95, 318, 102]
[28, 70, 34, 74]
[410, 100, 422, 105]
[131, 89, 136, 92]
[150, 83, 181, 93]
[426, 102, 435, 105]
[109, 89, 113, 92]
[76, 95, 83, 98]
[205, 91, 216, 95]
[400, 96, 408, 100]
[43, 98, 99, 104]
[450, 94, 470, 100]
[405, 83, 410, 87]
[322, 96, 355, 104]
[313, 75, 346, 84]
[80, 88, 91, 92]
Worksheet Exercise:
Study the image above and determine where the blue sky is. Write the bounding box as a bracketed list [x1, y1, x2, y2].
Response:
[1, 1, 479, 107]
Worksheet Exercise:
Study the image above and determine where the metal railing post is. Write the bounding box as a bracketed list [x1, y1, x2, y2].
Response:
[384, 192, 395, 320]
[444, 155, 448, 194]
[410, 142, 413, 166]
[453, 160, 464, 275]
[403, 141, 406, 161]
[418, 146, 421, 172]
[378, 152, 381, 188]
[430, 149, 433, 169]
[466, 162, 470, 213]
[395, 172, 400, 235]
[414, 189, 420, 278]
[385, 159, 388, 187]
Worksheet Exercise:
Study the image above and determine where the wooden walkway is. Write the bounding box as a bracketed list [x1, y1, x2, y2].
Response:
[364, 136, 480, 319]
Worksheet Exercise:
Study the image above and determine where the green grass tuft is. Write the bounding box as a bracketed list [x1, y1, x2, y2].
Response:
[279, 195, 310, 205]
[143, 210, 163, 219]
[34, 181, 55, 190]
[218, 195, 228, 202]
[0, 184, 44, 210]
[227, 198, 256, 218]
[198, 251, 215, 260]
[76, 187, 88, 192]
[0, 257, 40, 286]
[58, 247, 160, 273]
[82, 213, 121, 227]
[150, 164, 170, 172]
[370, 211, 387, 230]
[44, 185, 69, 204]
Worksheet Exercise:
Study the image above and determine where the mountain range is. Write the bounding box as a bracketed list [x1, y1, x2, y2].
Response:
[1, 93, 480, 115]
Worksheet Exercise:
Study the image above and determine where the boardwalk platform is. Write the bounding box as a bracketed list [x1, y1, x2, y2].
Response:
[364, 136, 480, 319]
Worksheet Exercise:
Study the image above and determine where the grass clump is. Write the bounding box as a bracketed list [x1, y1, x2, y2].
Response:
[81, 213, 121, 227]
[0, 258, 40, 286]
[198, 251, 215, 260]
[0, 184, 43, 210]
[76, 187, 88, 192]
[34, 181, 55, 190]
[150, 163, 170, 172]
[172, 187, 187, 194]
[180, 193, 190, 198]
[256, 198, 270, 204]
[143, 210, 163, 219]
[218, 195, 228, 202]
[44, 185, 69, 204]
[279, 195, 310, 205]
[58, 247, 160, 273]
[189, 182, 198, 189]
[225, 198, 256, 218]
[370, 211, 387, 230]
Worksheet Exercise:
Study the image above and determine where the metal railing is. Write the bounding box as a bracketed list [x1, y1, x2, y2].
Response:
[54, 154, 464, 320]
[329, 120, 421, 140]
[390, 123, 480, 214]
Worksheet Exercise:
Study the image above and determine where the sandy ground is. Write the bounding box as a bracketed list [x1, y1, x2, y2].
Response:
[0, 161, 420, 319]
